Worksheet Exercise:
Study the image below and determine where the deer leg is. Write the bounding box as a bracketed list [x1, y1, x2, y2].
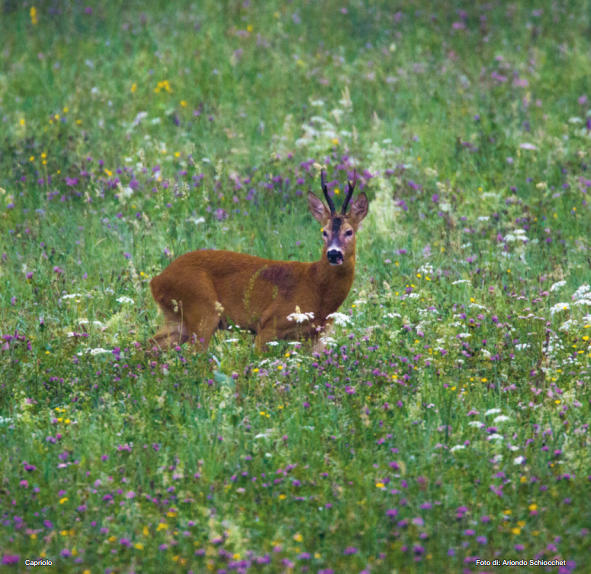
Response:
[149, 323, 189, 350]
[149, 300, 189, 350]
[255, 310, 317, 351]
[176, 276, 222, 352]
[151, 272, 221, 352]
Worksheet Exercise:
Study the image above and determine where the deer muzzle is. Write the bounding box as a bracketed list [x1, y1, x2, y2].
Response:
[327, 248, 344, 265]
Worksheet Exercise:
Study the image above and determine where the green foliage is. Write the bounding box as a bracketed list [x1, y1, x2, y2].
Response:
[1, 1, 590, 572]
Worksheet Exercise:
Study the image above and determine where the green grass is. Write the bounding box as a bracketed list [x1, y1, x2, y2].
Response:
[1, 1, 591, 572]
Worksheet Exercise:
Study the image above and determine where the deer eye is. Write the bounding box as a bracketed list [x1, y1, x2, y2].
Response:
[322, 230, 328, 238]
[345, 229, 353, 237]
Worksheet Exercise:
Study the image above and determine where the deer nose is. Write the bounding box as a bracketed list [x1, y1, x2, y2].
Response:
[327, 249, 344, 265]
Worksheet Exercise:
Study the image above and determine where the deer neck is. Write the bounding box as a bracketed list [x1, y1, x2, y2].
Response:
[310, 249, 356, 319]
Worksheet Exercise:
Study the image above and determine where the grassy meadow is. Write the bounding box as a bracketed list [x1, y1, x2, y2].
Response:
[2, 1, 591, 572]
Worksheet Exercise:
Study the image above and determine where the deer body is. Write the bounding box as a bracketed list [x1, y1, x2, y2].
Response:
[150, 172, 368, 351]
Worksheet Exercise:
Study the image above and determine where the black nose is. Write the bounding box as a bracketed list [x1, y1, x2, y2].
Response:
[327, 249, 344, 265]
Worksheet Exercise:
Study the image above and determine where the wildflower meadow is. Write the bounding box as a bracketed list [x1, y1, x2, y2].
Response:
[1, 1, 591, 573]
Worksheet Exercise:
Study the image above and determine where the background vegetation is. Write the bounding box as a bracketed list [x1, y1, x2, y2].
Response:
[1, 1, 590, 572]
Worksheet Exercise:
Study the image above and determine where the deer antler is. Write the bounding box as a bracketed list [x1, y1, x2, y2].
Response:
[341, 170, 357, 214]
[320, 170, 336, 215]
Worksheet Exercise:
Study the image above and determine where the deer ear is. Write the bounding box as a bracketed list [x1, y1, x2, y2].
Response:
[350, 192, 368, 224]
[308, 192, 330, 223]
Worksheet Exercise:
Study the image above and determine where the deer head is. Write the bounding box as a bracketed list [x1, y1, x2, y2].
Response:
[308, 170, 369, 266]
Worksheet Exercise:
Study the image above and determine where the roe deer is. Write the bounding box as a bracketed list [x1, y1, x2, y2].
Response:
[150, 170, 368, 351]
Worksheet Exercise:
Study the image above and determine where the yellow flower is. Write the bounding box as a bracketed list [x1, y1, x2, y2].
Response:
[246, 24, 253, 32]
[59, 497, 68, 504]
[131, 83, 137, 93]
[134, 543, 144, 550]
[143, 526, 150, 536]
[279, 494, 286, 500]
[30, 6, 38, 25]
[157, 522, 168, 531]
[512, 527, 521, 535]
[376, 482, 385, 488]
[180, 100, 187, 107]
[529, 503, 537, 511]
[293, 533, 303, 542]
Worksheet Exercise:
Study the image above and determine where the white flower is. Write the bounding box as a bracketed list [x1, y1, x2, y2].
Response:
[504, 229, 528, 242]
[417, 262, 434, 275]
[61, 293, 85, 300]
[491, 454, 503, 463]
[77, 347, 111, 356]
[287, 306, 314, 324]
[469, 421, 485, 428]
[550, 280, 566, 293]
[493, 415, 511, 423]
[485, 408, 502, 416]
[559, 320, 575, 332]
[487, 434, 504, 441]
[116, 296, 134, 304]
[519, 142, 538, 150]
[326, 312, 351, 326]
[515, 343, 530, 350]
[513, 456, 526, 465]
[550, 302, 570, 316]
[572, 284, 591, 301]
[450, 444, 466, 452]
[452, 279, 470, 285]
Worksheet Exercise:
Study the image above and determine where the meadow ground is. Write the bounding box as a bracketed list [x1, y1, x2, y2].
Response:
[1, 1, 591, 572]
